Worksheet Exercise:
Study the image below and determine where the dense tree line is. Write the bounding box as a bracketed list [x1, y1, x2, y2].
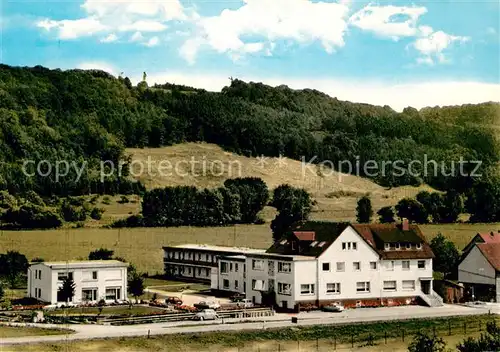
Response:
[0, 65, 498, 217]
[134, 177, 268, 227]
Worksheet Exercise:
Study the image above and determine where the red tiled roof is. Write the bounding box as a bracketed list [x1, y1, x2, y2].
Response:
[477, 243, 500, 271]
[477, 232, 500, 244]
[293, 231, 316, 241]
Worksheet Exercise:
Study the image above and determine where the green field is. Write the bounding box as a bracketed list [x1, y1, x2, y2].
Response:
[0, 325, 70, 338]
[0, 223, 498, 274]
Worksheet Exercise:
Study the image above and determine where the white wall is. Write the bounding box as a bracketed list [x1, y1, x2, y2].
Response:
[316, 226, 380, 301]
[28, 264, 127, 304]
[458, 245, 496, 285]
[218, 259, 245, 293]
[28, 264, 53, 303]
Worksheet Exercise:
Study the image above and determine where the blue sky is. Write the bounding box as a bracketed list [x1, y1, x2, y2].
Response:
[1, 0, 499, 110]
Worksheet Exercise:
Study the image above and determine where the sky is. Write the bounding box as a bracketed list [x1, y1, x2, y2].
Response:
[1, 0, 499, 110]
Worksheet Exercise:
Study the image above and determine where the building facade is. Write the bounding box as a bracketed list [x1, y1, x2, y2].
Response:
[163, 244, 265, 284]
[27, 260, 128, 304]
[212, 221, 440, 310]
[458, 237, 500, 303]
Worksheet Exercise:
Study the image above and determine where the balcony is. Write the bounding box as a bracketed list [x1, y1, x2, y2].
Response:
[163, 258, 217, 267]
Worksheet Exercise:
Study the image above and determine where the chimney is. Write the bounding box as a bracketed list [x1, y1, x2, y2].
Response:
[402, 218, 409, 231]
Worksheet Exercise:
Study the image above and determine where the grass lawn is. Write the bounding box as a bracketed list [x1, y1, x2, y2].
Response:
[48, 305, 165, 316]
[6, 314, 498, 351]
[0, 222, 498, 274]
[0, 325, 70, 338]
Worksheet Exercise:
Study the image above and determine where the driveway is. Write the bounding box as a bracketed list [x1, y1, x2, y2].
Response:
[0, 304, 495, 346]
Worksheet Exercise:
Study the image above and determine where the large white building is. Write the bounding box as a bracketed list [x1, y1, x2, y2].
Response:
[162, 244, 266, 284]
[27, 260, 128, 304]
[215, 221, 442, 310]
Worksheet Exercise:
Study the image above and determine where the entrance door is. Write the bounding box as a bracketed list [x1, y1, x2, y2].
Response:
[282, 301, 288, 309]
[421, 280, 431, 294]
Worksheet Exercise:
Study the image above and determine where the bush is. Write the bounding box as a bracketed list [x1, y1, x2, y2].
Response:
[0, 191, 17, 209]
[60, 200, 87, 222]
[102, 196, 112, 205]
[2, 204, 63, 229]
[22, 191, 45, 206]
[90, 207, 105, 220]
[118, 195, 130, 204]
[111, 215, 145, 228]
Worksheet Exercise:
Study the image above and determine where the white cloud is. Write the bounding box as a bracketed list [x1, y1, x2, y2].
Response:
[180, 0, 349, 64]
[143, 36, 160, 47]
[37, 17, 108, 39]
[118, 20, 167, 33]
[77, 61, 117, 75]
[413, 28, 469, 65]
[100, 33, 118, 43]
[136, 71, 499, 111]
[37, 0, 185, 40]
[129, 31, 144, 42]
[349, 5, 427, 40]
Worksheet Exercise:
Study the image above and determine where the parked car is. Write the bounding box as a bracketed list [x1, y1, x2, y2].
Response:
[194, 301, 221, 310]
[165, 296, 183, 306]
[322, 303, 344, 312]
[193, 309, 219, 321]
[236, 299, 254, 308]
[230, 293, 246, 302]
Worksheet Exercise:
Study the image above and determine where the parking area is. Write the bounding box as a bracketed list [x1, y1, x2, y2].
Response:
[145, 287, 232, 307]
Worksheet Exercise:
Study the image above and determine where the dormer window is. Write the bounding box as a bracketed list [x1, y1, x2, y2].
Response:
[280, 240, 287, 245]
[384, 243, 390, 251]
[416, 243, 422, 250]
[395, 243, 400, 250]
[310, 241, 318, 247]
[318, 241, 326, 247]
[406, 243, 411, 250]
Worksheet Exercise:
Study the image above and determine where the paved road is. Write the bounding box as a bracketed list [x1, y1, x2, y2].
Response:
[0, 304, 496, 346]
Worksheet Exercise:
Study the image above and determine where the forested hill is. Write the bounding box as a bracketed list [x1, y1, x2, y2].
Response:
[0, 64, 498, 197]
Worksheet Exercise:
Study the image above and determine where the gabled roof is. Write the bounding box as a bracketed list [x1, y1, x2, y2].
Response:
[478, 232, 500, 244]
[267, 221, 434, 259]
[476, 243, 500, 271]
[352, 224, 434, 260]
[266, 222, 350, 256]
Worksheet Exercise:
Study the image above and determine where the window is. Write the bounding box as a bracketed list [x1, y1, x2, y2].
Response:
[278, 282, 292, 295]
[252, 259, 265, 271]
[188, 267, 192, 275]
[370, 262, 377, 270]
[384, 243, 390, 250]
[322, 263, 330, 271]
[336, 262, 345, 272]
[235, 263, 239, 272]
[395, 243, 401, 250]
[105, 287, 121, 301]
[223, 279, 230, 289]
[418, 260, 426, 269]
[383, 281, 397, 291]
[221, 262, 228, 274]
[342, 242, 357, 250]
[402, 280, 416, 290]
[300, 284, 315, 295]
[384, 261, 394, 271]
[353, 262, 361, 271]
[280, 239, 287, 245]
[318, 241, 327, 247]
[198, 268, 202, 275]
[402, 261, 410, 270]
[82, 288, 97, 301]
[230, 263, 233, 272]
[356, 282, 370, 293]
[235, 280, 239, 289]
[310, 241, 318, 247]
[278, 262, 291, 273]
[326, 283, 341, 294]
[252, 279, 265, 291]
[57, 272, 73, 281]
[406, 243, 411, 250]
[416, 243, 422, 250]
[92, 271, 98, 280]
[205, 268, 210, 276]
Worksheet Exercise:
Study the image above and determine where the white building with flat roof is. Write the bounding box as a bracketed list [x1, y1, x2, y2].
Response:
[162, 244, 266, 284]
[27, 260, 128, 304]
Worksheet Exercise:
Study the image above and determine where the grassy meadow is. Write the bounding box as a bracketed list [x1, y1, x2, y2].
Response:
[1, 223, 499, 274]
